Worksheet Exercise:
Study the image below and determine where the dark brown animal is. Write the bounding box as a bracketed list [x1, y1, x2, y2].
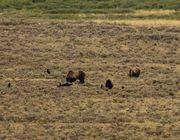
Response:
[66, 71, 76, 83]
[57, 82, 73, 87]
[101, 79, 113, 90]
[76, 70, 85, 83]
[47, 69, 51, 74]
[8, 82, 11, 88]
[66, 70, 85, 83]
[129, 67, 141, 78]
[105, 79, 113, 89]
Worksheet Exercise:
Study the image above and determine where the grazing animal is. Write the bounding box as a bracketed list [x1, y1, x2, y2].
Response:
[105, 79, 113, 89]
[66, 71, 77, 83]
[101, 80, 113, 90]
[76, 70, 85, 83]
[129, 67, 141, 77]
[47, 69, 51, 74]
[8, 82, 11, 88]
[66, 70, 85, 83]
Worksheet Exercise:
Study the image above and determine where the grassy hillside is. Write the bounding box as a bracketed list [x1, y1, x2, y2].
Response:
[0, 18, 179, 140]
[0, 0, 180, 19]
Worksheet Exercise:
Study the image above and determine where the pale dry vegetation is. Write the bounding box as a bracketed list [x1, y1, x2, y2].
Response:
[0, 18, 179, 139]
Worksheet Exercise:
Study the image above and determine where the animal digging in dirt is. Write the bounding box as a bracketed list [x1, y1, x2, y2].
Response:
[129, 67, 141, 78]
[58, 70, 86, 87]
[66, 70, 86, 83]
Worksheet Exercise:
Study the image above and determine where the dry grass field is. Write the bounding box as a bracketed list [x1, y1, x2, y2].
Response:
[0, 18, 180, 139]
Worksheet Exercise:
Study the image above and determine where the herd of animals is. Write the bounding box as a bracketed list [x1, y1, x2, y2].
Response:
[58, 67, 141, 89]
[7, 67, 141, 89]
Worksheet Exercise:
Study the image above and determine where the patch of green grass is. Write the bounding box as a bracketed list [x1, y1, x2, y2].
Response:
[0, 0, 180, 12]
[1, 9, 180, 20]
[0, 0, 180, 19]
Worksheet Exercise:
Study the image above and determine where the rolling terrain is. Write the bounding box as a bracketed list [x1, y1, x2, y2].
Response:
[0, 18, 179, 139]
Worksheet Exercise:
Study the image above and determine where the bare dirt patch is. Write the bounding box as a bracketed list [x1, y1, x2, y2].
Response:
[133, 10, 177, 16]
[94, 19, 180, 27]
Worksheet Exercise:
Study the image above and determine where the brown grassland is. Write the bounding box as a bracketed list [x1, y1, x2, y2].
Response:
[0, 18, 180, 139]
